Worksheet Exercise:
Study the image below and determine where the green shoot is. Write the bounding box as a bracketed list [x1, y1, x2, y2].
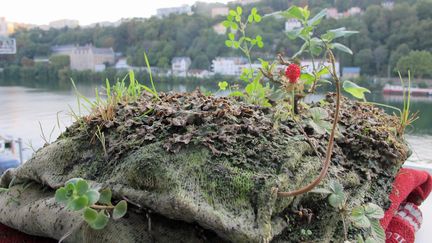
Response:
[95, 126, 107, 158]
[223, 6, 270, 107]
[144, 52, 159, 100]
[397, 71, 419, 136]
[55, 178, 127, 231]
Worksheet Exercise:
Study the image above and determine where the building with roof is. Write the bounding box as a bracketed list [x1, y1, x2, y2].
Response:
[70, 45, 114, 71]
[212, 57, 248, 76]
[172, 57, 192, 77]
[213, 23, 227, 35]
[51, 44, 114, 71]
[211, 7, 229, 18]
[157, 5, 192, 18]
[232, 0, 262, 6]
[382, 1, 395, 10]
[0, 17, 8, 36]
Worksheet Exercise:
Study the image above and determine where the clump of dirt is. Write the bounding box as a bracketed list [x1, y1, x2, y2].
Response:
[67, 90, 407, 178]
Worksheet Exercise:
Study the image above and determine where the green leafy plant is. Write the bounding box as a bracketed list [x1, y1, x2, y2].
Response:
[343, 80, 371, 101]
[221, 6, 271, 107]
[396, 71, 419, 136]
[351, 203, 386, 243]
[70, 52, 158, 123]
[95, 126, 107, 159]
[282, 6, 358, 93]
[307, 107, 332, 135]
[315, 181, 385, 242]
[55, 178, 127, 230]
[344, 72, 418, 137]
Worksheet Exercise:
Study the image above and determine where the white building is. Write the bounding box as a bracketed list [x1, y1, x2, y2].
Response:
[285, 19, 301, 31]
[157, 5, 192, 18]
[52, 44, 114, 71]
[345, 7, 362, 17]
[382, 1, 395, 10]
[327, 8, 340, 19]
[212, 57, 248, 76]
[213, 23, 227, 35]
[172, 57, 192, 77]
[232, 0, 262, 6]
[188, 69, 212, 78]
[115, 58, 132, 70]
[49, 19, 79, 29]
[211, 7, 229, 18]
[0, 17, 8, 36]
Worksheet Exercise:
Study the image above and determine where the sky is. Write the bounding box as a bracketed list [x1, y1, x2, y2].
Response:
[0, 0, 231, 26]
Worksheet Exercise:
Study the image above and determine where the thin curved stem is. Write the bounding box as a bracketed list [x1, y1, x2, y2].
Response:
[90, 204, 115, 210]
[277, 49, 341, 197]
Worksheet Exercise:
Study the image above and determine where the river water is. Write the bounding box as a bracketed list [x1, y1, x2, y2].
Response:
[0, 83, 431, 165]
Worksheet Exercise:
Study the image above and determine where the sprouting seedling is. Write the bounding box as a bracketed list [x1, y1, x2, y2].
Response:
[144, 52, 159, 100]
[345, 71, 419, 138]
[221, 6, 271, 107]
[38, 121, 56, 145]
[68, 59, 159, 123]
[95, 126, 107, 159]
[351, 203, 386, 243]
[313, 180, 386, 242]
[307, 107, 333, 135]
[55, 178, 127, 231]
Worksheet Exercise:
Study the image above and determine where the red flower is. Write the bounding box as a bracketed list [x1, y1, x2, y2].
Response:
[285, 64, 301, 84]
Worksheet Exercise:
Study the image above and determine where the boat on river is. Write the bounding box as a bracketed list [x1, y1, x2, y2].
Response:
[0, 135, 22, 174]
[383, 84, 432, 96]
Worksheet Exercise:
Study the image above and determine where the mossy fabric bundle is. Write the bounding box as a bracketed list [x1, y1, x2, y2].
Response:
[0, 91, 409, 242]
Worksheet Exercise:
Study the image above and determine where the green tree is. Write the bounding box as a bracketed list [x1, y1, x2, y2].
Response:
[373, 45, 388, 75]
[191, 54, 211, 70]
[49, 55, 70, 69]
[354, 49, 374, 75]
[396, 50, 432, 78]
[389, 44, 410, 72]
[416, 0, 432, 20]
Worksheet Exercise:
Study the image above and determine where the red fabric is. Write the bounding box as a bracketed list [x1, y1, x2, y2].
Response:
[0, 224, 55, 243]
[382, 168, 432, 243]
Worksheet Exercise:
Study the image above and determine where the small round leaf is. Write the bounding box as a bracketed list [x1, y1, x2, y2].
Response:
[236, 6, 242, 15]
[254, 14, 262, 22]
[55, 187, 69, 203]
[248, 15, 253, 23]
[85, 190, 100, 206]
[364, 203, 384, 219]
[83, 207, 98, 224]
[76, 179, 89, 196]
[69, 196, 89, 211]
[89, 211, 109, 230]
[351, 206, 371, 228]
[113, 200, 128, 220]
[98, 188, 112, 205]
[218, 81, 228, 91]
